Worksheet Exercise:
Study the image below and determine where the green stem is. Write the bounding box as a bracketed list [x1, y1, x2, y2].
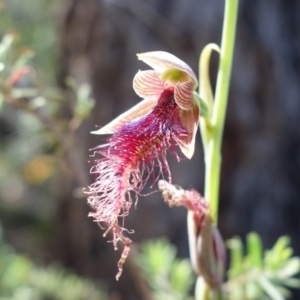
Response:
[203, 0, 238, 223]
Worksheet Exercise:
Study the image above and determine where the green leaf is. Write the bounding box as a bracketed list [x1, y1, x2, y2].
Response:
[75, 83, 95, 119]
[225, 233, 300, 300]
[265, 236, 293, 270]
[258, 277, 284, 300]
[11, 88, 38, 99]
[226, 236, 244, 279]
[137, 238, 193, 300]
[278, 257, 300, 278]
[245, 280, 263, 300]
[28, 97, 46, 110]
[272, 236, 290, 257]
[12, 49, 35, 72]
[2, 255, 31, 288]
[0, 93, 3, 111]
[280, 277, 300, 289]
[274, 286, 292, 298]
[140, 238, 176, 275]
[0, 34, 14, 62]
[170, 259, 193, 294]
[247, 232, 263, 269]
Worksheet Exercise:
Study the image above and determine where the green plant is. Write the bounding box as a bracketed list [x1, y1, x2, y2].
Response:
[0, 226, 107, 300]
[225, 233, 300, 300]
[137, 238, 194, 300]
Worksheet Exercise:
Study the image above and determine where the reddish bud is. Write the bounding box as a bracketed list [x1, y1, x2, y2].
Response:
[158, 181, 225, 287]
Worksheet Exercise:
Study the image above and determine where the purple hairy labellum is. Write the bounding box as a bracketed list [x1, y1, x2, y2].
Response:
[85, 51, 200, 280]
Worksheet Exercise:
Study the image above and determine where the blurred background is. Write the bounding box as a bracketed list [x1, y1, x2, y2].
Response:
[0, 0, 299, 299]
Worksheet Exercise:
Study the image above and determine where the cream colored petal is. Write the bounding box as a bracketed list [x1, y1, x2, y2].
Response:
[133, 70, 165, 98]
[91, 98, 157, 134]
[174, 81, 194, 110]
[179, 104, 199, 159]
[137, 51, 198, 86]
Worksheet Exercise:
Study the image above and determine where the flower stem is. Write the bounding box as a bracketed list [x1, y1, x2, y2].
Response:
[203, 0, 238, 224]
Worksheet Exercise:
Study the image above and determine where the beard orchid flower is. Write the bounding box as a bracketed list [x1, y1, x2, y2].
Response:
[86, 51, 200, 280]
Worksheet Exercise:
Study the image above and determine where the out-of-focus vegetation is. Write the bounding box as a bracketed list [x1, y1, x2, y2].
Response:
[0, 2, 100, 298]
[225, 233, 300, 300]
[137, 238, 194, 300]
[0, 0, 62, 251]
[135, 235, 300, 300]
[0, 0, 94, 257]
[0, 0, 58, 83]
[0, 225, 107, 300]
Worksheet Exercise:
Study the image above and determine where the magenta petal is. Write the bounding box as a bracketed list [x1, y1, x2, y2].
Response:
[179, 104, 199, 159]
[133, 70, 165, 98]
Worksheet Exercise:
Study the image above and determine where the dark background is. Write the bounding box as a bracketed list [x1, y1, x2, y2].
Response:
[1, 0, 300, 299]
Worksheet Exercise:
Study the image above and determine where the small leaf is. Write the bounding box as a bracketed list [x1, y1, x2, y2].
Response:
[137, 238, 193, 300]
[65, 76, 77, 90]
[12, 49, 35, 72]
[140, 238, 176, 274]
[272, 236, 290, 256]
[75, 83, 95, 119]
[245, 280, 262, 300]
[274, 286, 292, 298]
[0, 93, 3, 111]
[11, 88, 38, 99]
[280, 277, 300, 289]
[77, 83, 91, 102]
[278, 257, 300, 278]
[226, 236, 244, 279]
[266, 236, 293, 269]
[247, 232, 263, 268]
[170, 259, 193, 294]
[0, 34, 14, 62]
[28, 97, 46, 110]
[258, 277, 284, 300]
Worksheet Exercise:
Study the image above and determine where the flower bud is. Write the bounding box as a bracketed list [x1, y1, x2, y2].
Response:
[158, 180, 225, 287]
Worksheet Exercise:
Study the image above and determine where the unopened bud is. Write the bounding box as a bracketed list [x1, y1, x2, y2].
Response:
[188, 211, 225, 287]
[158, 180, 225, 287]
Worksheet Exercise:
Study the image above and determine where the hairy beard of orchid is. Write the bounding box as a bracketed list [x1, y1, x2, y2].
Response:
[86, 87, 189, 279]
[85, 51, 200, 280]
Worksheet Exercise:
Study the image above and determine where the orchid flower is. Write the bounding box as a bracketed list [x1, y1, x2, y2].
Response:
[85, 51, 200, 280]
[94, 51, 200, 158]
